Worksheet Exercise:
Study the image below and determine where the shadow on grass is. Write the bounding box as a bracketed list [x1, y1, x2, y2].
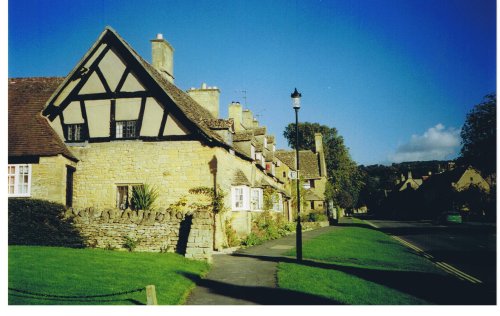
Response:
[8, 293, 144, 305]
[180, 272, 340, 305]
[8, 287, 145, 305]
[231, 253, 496, 305]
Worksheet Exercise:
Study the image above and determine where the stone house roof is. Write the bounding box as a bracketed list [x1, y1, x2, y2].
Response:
[304, 189, 323, 201]
[232, 169, 251, 186]
[266, 135, 275, 144]
[203, 118, 234, 130]
[252, 127, 266, 136]
[419, 166, 490, 193]
[275, 150, 321, 179]
[233, 130, 255, 142]
[8, 77, 77, 162]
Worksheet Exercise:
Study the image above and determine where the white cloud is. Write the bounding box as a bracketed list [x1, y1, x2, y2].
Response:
[388, 124, 460, 163]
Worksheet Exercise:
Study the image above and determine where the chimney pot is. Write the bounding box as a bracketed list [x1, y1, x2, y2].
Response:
[156, 33, 163, 40]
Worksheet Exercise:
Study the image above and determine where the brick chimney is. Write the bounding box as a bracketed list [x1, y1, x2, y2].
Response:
[186, 83, 220, 118]
[151, 33, 174, 83]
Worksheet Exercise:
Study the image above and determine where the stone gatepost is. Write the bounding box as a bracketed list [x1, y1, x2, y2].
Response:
[184, 210, 214, 263]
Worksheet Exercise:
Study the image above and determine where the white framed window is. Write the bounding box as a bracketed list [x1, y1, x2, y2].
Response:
[116, 120, 137, 138]
[8, 164, 31, 197]
[272, 193, 283, 212]
[231, 185, 250, 211]
[251, 188, 264, 211]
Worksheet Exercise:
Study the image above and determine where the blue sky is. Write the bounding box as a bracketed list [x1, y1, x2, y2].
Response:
[8, 0, 496, 165]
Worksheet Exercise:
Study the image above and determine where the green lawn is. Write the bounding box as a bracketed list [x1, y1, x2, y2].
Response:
[8, 246, 209, 305]
[278, 219, 447, 304]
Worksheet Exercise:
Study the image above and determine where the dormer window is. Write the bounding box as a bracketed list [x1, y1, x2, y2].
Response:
[116, 120, 137, 139]
[256, 152, 263, 165]
[67, 124, 84, 142]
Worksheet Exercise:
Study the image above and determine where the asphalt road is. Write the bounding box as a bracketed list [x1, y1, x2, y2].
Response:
[360, 217, 496, 296]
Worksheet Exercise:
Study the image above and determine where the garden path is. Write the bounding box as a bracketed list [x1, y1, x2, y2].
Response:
[184, 226, 335, 305]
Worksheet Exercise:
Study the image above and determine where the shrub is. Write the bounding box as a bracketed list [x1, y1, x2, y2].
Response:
[307, 212, 328, 222]
[241, 211, 295, 247]
[224, 219, 240, 247]
[131, 184, 159, 211]
[8, 198, 84, 247]
[241, 232, 264, 247]
[123, 235, 140, 252]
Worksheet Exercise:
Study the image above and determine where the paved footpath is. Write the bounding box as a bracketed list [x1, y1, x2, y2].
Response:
[185, 226, 336, 305]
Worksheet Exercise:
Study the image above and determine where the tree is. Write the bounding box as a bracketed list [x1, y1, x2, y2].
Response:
[460, 94, 496, 176]
[283, 122, 364, 208]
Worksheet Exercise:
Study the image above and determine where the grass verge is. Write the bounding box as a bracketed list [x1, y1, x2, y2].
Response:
[8, 246, 209, 305]
[277, 219, 446, 304]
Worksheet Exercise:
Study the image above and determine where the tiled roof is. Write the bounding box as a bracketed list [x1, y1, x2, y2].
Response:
[233, 130, 254, 142]
[233, 142, 251, 158]
[252, 127, 266, 136]
[203, 118, 234, 130]
[304, 189, 323, 201]
[275, 150, 321, 179]
[232, 169, 251, 186]
[135, 52, 227, 145]
[8, 77, 77, 161]
[255, 141, 264, 152]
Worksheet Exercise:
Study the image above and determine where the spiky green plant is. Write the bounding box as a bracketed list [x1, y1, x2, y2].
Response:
[131, 184, 159, 211]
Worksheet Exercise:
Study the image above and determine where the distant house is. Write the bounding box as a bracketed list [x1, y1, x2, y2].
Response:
[394, 171, 423, 191]
[420, 166, 490, 194]
[417, 165, 490, 217]
[275, 133, 328, 213]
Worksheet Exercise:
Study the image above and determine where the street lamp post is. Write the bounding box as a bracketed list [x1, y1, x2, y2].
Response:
[291, 88, 302, 262]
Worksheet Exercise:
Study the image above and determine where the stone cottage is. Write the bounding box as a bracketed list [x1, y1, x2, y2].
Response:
[275, 133, 328, 213]
[8, 27, 328, 256]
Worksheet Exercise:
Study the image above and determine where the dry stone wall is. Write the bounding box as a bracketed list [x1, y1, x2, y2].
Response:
[66, 206, 213, 261]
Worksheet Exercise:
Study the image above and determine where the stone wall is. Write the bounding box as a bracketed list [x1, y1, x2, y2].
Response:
[69, 141, 216, 210]
[31, 155, 77, 205]
[302, 221, 330, 230]
[66, 206, 213, 261]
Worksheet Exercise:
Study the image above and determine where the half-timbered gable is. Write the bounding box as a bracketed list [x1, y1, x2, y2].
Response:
[43, 27, 225, 146]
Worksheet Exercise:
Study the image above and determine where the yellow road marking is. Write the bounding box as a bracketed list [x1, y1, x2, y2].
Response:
[363, 220, 482, 284]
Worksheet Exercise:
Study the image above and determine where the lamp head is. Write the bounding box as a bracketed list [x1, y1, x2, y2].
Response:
[291, 88, 301, 109]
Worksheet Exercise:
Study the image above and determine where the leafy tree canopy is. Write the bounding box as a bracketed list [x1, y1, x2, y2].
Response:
[460, 93, 496, 176]
[283, 122, 363, 208]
